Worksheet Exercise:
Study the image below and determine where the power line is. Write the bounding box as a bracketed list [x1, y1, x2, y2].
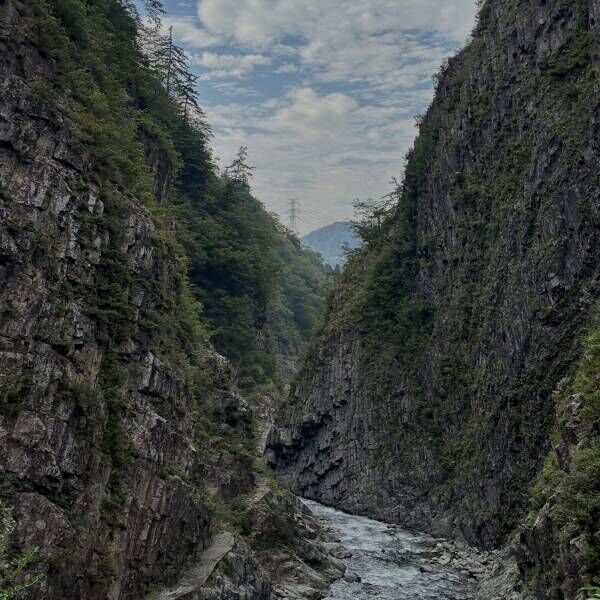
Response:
[269, 199, 354, 235]
[289, 199, 299, 235]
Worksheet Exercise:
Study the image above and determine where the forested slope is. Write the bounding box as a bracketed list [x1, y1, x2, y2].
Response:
[0, 0, 333, 598]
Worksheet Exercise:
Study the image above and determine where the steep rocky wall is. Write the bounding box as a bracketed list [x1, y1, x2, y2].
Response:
[0, 2, 252, 598]
[268, 0, 600, 590]
[515, 313, 600, 599]
[0, 3, 348, 599]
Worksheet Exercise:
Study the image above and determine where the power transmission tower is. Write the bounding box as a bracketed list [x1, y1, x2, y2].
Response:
[289, 199, 299, 234]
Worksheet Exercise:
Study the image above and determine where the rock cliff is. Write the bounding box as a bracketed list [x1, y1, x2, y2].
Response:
[0, 2, 241, 596]
[268, 0, 600, 595]
[0, 1, 339, 598]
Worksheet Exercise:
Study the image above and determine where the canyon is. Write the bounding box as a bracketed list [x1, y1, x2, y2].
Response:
[0, 0, 599, 599]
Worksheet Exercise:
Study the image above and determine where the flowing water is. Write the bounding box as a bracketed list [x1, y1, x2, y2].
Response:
[303, 499, 477, 600]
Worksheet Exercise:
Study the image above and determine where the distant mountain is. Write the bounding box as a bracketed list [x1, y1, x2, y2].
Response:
[302, 221, 360, 267]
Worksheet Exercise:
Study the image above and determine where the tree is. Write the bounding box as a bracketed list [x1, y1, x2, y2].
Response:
[143, 0, 165, 29]
[130, 0, 165, 54]
[150, 26, 189, 97]
[224, 146, 255, 186]
[350, 183, 397, 246]
[143, 25, 209, 127]
[175, 70, 205, 125]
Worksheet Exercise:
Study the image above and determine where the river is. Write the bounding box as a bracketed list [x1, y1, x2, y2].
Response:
[303, 499, 480, 600]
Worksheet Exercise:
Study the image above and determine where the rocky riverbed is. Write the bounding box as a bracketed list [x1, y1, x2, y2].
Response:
[303, 499, 522, 600]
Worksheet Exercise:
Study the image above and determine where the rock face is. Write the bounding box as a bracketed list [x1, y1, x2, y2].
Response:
[0, 2, 221, 597]
[149, 491, 346, 600]
[268, 0, 600, 593]
[0, 2, 342, 599]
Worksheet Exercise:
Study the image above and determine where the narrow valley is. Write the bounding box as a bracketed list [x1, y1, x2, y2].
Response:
[0, 0, 599, 599]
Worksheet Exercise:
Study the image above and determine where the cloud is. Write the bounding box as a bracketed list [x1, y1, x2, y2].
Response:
[299, 32, 450, 92]
[162, 16, 221, 48]
[193, 52, 271, 70]
[190, 51, 271, 79]
[274, 63, 299, 74]
[203, 86, 419, 230]
[210, 81, 263, 97]
[178, 0, 479, 231]
[193, 0, 477, 92]
[196, 0, 476, 47]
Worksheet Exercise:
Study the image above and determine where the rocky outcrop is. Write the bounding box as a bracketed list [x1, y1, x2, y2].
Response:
[248, 491, 346, 598]
[148, 532, 271, 600]
[514, 320, 600, 600]
[0, 3, 225, 597]
[150, 490, 346, 600]
[0, 2, 343, 599]
[139, 128, 173, 206]
[268, 0, 600, 594]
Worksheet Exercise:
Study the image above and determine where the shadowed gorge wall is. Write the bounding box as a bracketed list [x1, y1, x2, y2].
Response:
[268, 0, 600, 596]
[0, 0, 334, 598]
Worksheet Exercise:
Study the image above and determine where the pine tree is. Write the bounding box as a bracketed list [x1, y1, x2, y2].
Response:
[150, 27, 187, 96]
[136, 0, 165, 72]
[224, 146, 255, 186]
[175, 70, 203, 124]
[143, 0, 165, 29]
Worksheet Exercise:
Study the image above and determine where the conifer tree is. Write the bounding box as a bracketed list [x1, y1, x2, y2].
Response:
[224, 146, 255, 186]
[151, 27, 187, 96]
[143, 0, 165, 29]
[175, 70, 202, 124]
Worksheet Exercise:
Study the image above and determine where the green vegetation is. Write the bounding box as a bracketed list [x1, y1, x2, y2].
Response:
[98, 352, 136, 524]
[16, 4, 331, 575]
[0, 501, 42, 599]
[547, 30, 592, 79]
[529, 309, 600, 589]
[545, 0, 592, 80]
[0, 372, 33, 418]
[63, 382, 101, 414]
[176, 175, 331, 386]
[346, 121, 436, 365]
[308, 0, 599, 547]
[200, 492, 254, 536]
[29, 0, 330, 389]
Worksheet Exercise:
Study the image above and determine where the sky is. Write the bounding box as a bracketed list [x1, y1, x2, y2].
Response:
[161, 0, 479, 234]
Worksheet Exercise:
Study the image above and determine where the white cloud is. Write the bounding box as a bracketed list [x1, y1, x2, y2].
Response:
[210, 81, 263, 97]
[203, 86, 418, 230]
[162, 16, 221, 48]
[196, 0, 476, 47]
[193, 52, 271, 70]
[195, 1, 476, 91]
[274, 63, 299, 74]
[181, 0, 479, 231]
[190, 51, 271, 79]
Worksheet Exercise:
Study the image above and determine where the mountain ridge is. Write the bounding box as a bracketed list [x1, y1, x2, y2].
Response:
[301, 221, 359, 268]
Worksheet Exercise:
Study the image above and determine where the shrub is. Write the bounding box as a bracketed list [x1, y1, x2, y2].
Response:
[0, 501, 42, 599]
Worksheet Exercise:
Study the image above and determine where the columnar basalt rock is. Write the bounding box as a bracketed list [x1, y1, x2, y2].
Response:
[268, 0, 600, 594]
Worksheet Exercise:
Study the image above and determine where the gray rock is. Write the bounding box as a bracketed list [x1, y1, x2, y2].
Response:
[267, 2, 600, 599]
[343, 571, 361, 583]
